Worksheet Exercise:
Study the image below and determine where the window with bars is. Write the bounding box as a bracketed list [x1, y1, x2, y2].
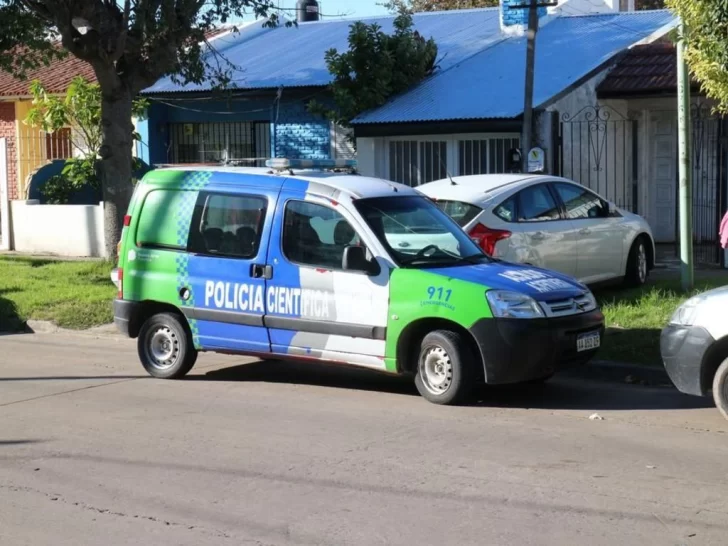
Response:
[458, 137, 520, 175]
[386, 135, 520, 187]
[388, 140, 447, 187]
[168, 122, 271, 166]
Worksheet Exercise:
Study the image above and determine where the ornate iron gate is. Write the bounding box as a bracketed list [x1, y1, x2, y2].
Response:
[685, 102, 726, 266]
[557, 105, 639, 213]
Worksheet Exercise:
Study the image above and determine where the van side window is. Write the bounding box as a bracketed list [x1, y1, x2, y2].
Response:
[188, 192, 267, 258]
[283, 200, 362, 270]
[136, 189, 195, 249]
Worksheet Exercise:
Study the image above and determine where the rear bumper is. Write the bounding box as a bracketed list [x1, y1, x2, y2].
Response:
[661, 324, 715, 397]
[113, 299, 138, 337]
[470, 309, 605, 384]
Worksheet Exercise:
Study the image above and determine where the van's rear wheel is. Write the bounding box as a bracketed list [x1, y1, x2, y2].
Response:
[712, 357, 728, 421]
[138, 312, 197, 379]
[414, 330, 475, 405]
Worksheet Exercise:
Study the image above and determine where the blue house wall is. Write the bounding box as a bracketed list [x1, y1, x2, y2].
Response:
[136, 94, 335, 166]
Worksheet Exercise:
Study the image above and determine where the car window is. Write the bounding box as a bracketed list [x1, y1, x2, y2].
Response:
[136, 189, 195, 249]
[553, 183, 607, 220]
[188, 192, 267, 258]
[282, 200, 363, 270]
[517, 185, 561, 222]
[433, 200, 482, 227]
[494, 196, 517, 222]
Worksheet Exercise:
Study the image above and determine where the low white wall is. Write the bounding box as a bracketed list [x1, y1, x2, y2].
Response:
[10, 200, 107, 258]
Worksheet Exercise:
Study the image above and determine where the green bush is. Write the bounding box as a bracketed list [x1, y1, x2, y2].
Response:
[41, 158, 100, 204]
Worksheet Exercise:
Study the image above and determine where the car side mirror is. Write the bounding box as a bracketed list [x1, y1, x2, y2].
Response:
[342, 246, 380, 275]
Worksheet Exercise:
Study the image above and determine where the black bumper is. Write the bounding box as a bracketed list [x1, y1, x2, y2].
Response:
[113, 299, 138, 337]
[660, 324, 715, 397]
[470, 309, 605, 384]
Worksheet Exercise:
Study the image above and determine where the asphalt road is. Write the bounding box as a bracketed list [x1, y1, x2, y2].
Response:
[1, 332, 728, 546]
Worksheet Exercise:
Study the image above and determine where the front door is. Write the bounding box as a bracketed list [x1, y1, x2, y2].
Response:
[551, 182, 624, 282]
[185, 187, 276, 353]
[652, 113, 677, 243]
[264, 191, 390, 370]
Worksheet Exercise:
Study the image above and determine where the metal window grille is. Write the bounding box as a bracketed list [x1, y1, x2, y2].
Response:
[388, 140, 447, 187]
[168, 122, 271, 166]
[458, 137, 520, 175]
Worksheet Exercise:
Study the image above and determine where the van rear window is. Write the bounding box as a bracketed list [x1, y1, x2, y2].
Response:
[136, 189, 192, 249]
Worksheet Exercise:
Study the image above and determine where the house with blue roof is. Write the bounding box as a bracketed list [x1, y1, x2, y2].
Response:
[138, 0, 726, 266]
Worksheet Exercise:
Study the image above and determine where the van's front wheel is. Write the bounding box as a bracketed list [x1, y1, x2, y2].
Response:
[138, 313, 198, 379]
[415, 330, 475, 405]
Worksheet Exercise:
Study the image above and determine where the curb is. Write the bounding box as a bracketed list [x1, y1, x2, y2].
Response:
[15, 320, 122, 338]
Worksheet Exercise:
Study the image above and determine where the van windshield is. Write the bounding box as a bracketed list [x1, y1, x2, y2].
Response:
[354, 195, 490, 268]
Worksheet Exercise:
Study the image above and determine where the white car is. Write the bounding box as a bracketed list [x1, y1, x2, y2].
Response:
[661, 285, 728, 420]
[417, 174, 655, 286]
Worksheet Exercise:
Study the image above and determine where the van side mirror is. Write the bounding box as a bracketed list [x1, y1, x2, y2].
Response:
[343, 246, 380, 275]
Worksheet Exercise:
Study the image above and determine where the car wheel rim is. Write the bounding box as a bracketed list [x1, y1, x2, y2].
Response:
[146, 326, 180, 370]
[637, 244, 647, 283]
[420, 346, 453, 396]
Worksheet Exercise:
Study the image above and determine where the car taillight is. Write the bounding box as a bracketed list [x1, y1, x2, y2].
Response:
[116, 268, 123, 299]
[469, 223, 511, 256]
[123, 215, 131, 227]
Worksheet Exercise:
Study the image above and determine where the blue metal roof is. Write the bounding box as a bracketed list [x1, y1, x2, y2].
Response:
[143, 8, 503, 94]
[352, 10, 677, 124]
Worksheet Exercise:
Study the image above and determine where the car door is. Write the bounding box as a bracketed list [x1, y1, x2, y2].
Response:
[264, 190, 390, 370]
[551, 182, 624, 282]
[185, 185, 276, 354]
[506, 182, 578, 277]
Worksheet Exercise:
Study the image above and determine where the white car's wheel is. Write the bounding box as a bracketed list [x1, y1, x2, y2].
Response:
[624, 237, 649, 287]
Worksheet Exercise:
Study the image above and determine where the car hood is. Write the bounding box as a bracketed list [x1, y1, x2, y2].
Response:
[422, 261, 588, 302]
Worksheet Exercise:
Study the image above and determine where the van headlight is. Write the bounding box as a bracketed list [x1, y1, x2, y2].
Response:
[486, 290, 545, 319]
[669, 296, 703, 326]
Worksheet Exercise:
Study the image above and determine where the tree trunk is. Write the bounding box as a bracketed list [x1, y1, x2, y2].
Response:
[99, 88, 134, 262]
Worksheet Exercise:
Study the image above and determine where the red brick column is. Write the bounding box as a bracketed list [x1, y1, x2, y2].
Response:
[0, 102, 18, 200]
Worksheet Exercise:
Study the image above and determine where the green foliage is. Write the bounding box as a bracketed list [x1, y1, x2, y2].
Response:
[309, 13, 437, 145]
[25, 77, 149, 158]
[25, 77, 148, 204]
[666, 0, 728, 113]
[380, 0, 498, 12]
[41, 158, 99, 204]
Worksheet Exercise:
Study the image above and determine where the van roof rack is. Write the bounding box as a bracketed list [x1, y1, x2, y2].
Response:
[265, 158, 358, 174]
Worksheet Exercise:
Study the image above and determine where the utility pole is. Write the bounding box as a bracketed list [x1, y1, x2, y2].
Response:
[511, 0, 557, 173]
[677, 19, 694, 291]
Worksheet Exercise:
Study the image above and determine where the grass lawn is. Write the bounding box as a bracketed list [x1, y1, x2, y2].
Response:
[595, 277, 727, 366]
[0, 256, 115, 331]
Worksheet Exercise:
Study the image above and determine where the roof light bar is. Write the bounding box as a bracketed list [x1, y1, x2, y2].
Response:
[265, 158, 358, 171]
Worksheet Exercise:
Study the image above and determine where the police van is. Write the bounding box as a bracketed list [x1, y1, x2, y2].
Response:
[111, 159, 605, 405]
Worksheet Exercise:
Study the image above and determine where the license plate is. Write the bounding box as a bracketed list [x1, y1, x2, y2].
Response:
[577, 331, 601, 352]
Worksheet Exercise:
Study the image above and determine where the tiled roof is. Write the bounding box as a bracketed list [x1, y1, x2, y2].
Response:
[597, 41, 702, 97]
[0, 26, 233, 98]
[0, 50, 96, 97]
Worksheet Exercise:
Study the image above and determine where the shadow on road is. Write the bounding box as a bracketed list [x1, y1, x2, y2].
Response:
[192, 359, 714, 412]
[0, 439, 47, 446]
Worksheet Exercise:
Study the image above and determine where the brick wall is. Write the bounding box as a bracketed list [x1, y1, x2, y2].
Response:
[500, 0, 546, 27]
[274, 101, 331, 160]
[0, 102, 18, 200]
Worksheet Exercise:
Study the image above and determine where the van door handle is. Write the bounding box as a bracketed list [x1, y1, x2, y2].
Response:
[251, 264, 273, 280]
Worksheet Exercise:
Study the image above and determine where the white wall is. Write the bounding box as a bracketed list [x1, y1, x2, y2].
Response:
[11, 200, 107, 258]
